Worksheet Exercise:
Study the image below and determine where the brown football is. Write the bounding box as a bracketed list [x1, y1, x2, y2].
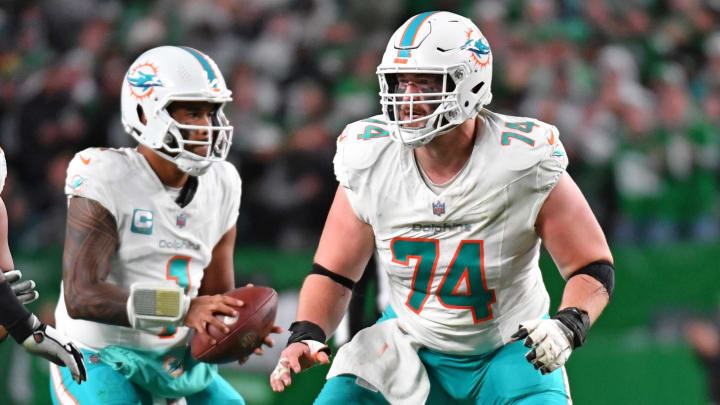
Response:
[191, 286, 278, 364]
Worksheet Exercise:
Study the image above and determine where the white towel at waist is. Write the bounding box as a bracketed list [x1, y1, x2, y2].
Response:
[326, 318, 430, 405]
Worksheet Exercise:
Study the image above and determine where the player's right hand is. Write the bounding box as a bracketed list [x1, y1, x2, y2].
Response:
[21, 316, 87, 384]
[270, 341, 330, 392]
[4, 270, 39, 304]
[184, 294, 244, 345]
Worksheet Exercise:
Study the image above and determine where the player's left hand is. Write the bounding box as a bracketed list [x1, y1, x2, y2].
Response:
[513, 307, 590, 374]
[270, 341, 330, 392]
[512, 318, 573, 374]
[184, 294, 244, 344]
[4, 270, 39, 304]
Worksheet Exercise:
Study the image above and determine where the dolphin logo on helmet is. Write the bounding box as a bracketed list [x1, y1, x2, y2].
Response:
[127, 63, 164, 100]
[460, 37, 491, 67]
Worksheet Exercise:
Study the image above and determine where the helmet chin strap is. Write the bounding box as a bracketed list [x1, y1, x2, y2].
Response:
[175, 155, 212, 176]
[152, 144, 212, 176]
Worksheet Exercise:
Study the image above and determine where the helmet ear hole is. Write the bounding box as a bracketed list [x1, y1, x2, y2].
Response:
[136, 105, 147, 125]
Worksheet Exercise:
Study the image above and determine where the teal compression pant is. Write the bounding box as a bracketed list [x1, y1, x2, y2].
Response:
[49, 349, 245, 405]
[314, 308, 570, 405]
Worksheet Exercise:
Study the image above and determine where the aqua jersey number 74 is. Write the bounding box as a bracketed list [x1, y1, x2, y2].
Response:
[391, 238, 496, 323]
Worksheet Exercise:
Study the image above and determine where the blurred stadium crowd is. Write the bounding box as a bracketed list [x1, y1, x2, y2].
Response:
[1, 0, 720, 252]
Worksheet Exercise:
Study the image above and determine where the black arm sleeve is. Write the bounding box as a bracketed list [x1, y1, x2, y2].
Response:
[0, 280, 34, 343]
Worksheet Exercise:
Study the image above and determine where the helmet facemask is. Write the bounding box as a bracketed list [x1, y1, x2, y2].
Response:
[134, 97, 233, 176]
[378, 66, 468, 148]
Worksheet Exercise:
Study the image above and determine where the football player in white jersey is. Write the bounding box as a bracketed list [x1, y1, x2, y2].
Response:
[0, 147, 86, 384]
[50, 46, 278, 405]
[271, 11, 614, 404]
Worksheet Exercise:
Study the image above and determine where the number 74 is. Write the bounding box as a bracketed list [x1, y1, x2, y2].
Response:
[391, 238, 496, 323]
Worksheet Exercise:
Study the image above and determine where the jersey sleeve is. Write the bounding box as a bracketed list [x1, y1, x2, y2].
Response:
[333, 124, 372, 223]
[529, 125, 569, 224]
[0, 147, 6, 194]
[333, 126, 352, 190]
[332, 118, 392, 224]
[220, 161, 242, 235]
[64, 148, 119, 219]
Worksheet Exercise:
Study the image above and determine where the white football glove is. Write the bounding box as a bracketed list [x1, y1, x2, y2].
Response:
[4, 270, 39, 304]
[21, 315, 87, 384]
[513, 308, 590, 375]
[513, 318, 574, 374]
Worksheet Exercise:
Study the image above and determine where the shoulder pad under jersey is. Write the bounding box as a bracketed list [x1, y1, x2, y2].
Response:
[486, 111, 567, 172]
[334, 116, 398, 187]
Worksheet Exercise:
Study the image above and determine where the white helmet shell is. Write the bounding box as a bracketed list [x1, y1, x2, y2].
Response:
[121, 46, 233, 175]
[377, 11, 493, 147]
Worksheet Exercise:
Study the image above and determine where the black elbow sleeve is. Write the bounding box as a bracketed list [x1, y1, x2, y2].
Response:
[568, 260, 615, 298]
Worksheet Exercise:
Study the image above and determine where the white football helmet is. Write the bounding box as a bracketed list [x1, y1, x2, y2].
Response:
[121, 46, 233, 175]
[377, 11, 493, 147]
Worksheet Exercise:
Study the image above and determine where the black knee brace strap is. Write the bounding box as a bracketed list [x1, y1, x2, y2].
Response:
[568, 260, 615, 298]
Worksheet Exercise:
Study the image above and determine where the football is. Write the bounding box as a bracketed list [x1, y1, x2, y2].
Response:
[191, 286, 278, 364]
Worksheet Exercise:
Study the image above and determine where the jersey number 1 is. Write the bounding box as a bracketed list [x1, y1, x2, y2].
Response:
[158, 256, 192, 338]
[391, 238, 496, 323]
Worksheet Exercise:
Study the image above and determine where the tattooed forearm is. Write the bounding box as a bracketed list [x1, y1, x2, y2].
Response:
[63, 197, 130, 326]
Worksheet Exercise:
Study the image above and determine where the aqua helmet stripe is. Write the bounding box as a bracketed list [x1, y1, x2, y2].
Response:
[397, 11, 438, 58]
[178, 46, 218, 88]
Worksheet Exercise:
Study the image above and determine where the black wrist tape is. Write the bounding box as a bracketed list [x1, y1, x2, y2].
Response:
[0, 281, 34, 343]
[287, 320, 327, 346]
[309, 263, 355, 290]
[553, 307, 590, 349]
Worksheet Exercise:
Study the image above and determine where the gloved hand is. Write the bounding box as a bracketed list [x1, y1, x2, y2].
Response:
[21, 315, 87, 384]
[512, 307, 590, 375]
[4, 270, 39, 304]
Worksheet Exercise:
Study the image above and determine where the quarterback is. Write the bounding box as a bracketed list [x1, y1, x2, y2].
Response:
[271, 12, 614, 404]
[51, 46, 277, 405]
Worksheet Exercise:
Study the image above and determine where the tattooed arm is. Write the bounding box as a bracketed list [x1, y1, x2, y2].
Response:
[63, 197, 130, 326]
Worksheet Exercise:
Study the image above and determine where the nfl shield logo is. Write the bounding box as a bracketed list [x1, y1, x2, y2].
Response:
[432, 201, 445, 216]
[176, 213, 187, 228]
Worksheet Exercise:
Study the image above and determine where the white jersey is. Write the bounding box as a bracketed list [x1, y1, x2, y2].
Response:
[55, 147, 241, 352]
[334, 111, 568, 355]
[0, 146, 6, 193]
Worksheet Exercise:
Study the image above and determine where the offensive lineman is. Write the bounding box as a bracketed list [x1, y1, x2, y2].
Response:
[51, 46, 278, 404]
[0, 147, 86, 384]
[271, 12, 614, 404]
